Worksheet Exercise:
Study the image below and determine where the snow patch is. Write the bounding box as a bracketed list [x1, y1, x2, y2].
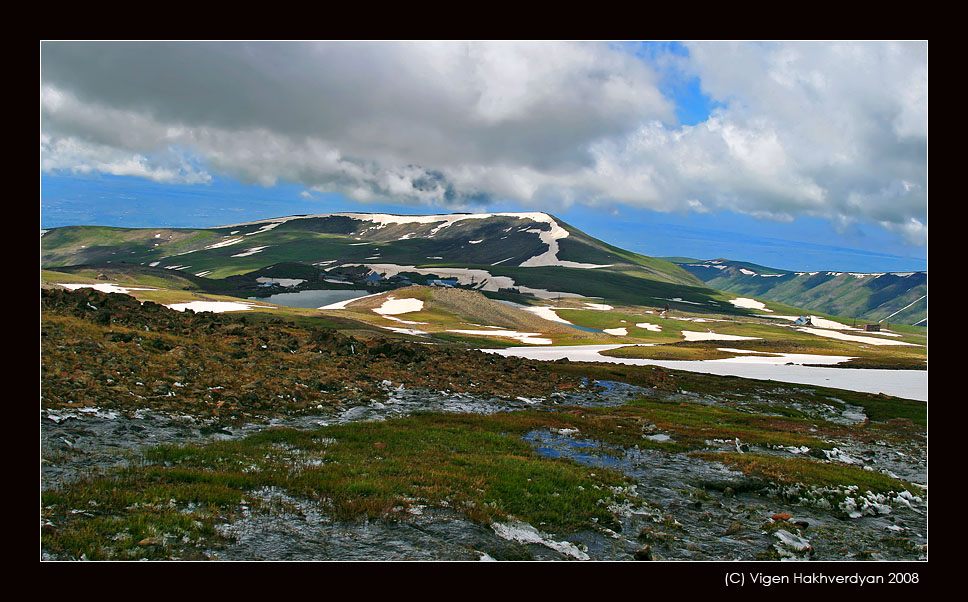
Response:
[372, 297, 424, 316]
[797, 327, 920, 346]
[681, 331, 760, 342]
[166, 301, 272, 313]
[231, 246, 269, 257]
[448, 329, 552, 345]
[729, 297, 770, 311]
[491, 521, 589, 560]
[522, 306, 573, 325]
[57, 283, 157, 295]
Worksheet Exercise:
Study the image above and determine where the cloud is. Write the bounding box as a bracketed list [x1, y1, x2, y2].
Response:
[40, 40, 926, 244]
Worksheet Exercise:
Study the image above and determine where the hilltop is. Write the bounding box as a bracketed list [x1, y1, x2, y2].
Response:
[672, 259, 927, 326]
[41, 212, 708, 305]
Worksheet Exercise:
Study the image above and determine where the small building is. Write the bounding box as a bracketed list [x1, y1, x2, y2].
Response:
[793, 316, 813, 326]
[363, 272, 384, 286]
[428, 279, 458, 287]
[864, 324, 881, 332]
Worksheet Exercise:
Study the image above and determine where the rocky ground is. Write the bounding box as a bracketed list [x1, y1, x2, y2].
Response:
[40, 287, 927, 561]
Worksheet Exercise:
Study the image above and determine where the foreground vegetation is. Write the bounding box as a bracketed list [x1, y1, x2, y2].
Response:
[41, 284, 927, 561]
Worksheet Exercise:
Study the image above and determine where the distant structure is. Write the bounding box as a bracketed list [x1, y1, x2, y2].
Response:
[428, 279, 457, 287]
[363, 272, 384, 286]
[794, 316, 813, 326]
[864, 324, 881, 332]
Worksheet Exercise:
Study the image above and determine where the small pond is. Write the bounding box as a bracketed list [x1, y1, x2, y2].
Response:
[249, 289, 371, 309]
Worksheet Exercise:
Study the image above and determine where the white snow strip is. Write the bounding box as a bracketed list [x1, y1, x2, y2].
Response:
[57, 283, 157, 295]
[603, 327, 628, 336]
[204, 237, 244, 250]
[739, 268, 756, 275]
[245, 222, 282, 236]
[635, 322, 662, 332]
[382, 315, 429, 325]
[231, 246, 269, 257]
[166, 301, 272, 313]
[448, 329, 552, 345]
[481, 344, 926, 401]
[583, 303, 613, 311]
[468, 239, 483, 244]
[681, 331, 760, 342]
[729, 297, 771, 311]
[797, 327, 920, 346]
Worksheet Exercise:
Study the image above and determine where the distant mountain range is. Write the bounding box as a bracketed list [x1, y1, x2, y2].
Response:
[41, 212, 926, 325]
[669, 258, 926, 326]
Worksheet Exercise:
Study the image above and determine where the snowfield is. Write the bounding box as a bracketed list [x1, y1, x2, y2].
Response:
[482, 344, 927, 401]
[57, 283, 157, 295]
[729, 297, 771, 311]
[372, 297, 425, 316]
[681, 330, 761, 342]
[166, 301, 272, 313]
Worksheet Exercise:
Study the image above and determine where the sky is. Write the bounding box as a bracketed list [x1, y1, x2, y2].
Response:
[40, 41, 928, 273]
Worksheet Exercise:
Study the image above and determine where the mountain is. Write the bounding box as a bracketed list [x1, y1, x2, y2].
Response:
[671, 258, 927, 326]
[43, 212, 735, 311]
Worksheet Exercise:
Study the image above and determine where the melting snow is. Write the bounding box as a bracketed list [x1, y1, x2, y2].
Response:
[231, 246, 269, 257]
[635, 322, 662, 332]
[448, 329, 552, 345]
[603, 327, 628, 336]
[729, 297, 770, 311]
[166, 301, 272, 313]
[797, 327, 920, 346]
[57, 283, 157, 295]
[681, 331, 760, 342]
[372, 297, 425, 315]
[583, 303, 613, 311]
[522, 306, 573, 325]
[204, 237, 244, 250]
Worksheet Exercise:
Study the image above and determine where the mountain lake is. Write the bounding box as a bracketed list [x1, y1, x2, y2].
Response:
[248, 289, 371, 309]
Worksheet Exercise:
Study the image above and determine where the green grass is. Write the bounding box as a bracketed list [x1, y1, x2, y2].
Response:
[42, 413, 636, 560]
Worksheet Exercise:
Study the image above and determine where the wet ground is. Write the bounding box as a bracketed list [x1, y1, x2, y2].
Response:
[41, 379, 926, 561]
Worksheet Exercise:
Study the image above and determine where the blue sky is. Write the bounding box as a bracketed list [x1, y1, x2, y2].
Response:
[41, 41, 927, 273]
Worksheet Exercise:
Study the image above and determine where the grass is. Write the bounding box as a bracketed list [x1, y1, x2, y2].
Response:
[42, 412, 636, 560]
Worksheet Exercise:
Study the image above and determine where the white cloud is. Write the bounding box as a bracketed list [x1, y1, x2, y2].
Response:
[40, 40, 926, 244]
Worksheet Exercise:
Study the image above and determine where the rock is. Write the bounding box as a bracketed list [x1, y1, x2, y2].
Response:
[634, 545, 654, 561]
[808, 447, 828, 460]
[725, 521, 744, 535]
[772, 512, 793, 522]
[723, 487, 735, 498]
